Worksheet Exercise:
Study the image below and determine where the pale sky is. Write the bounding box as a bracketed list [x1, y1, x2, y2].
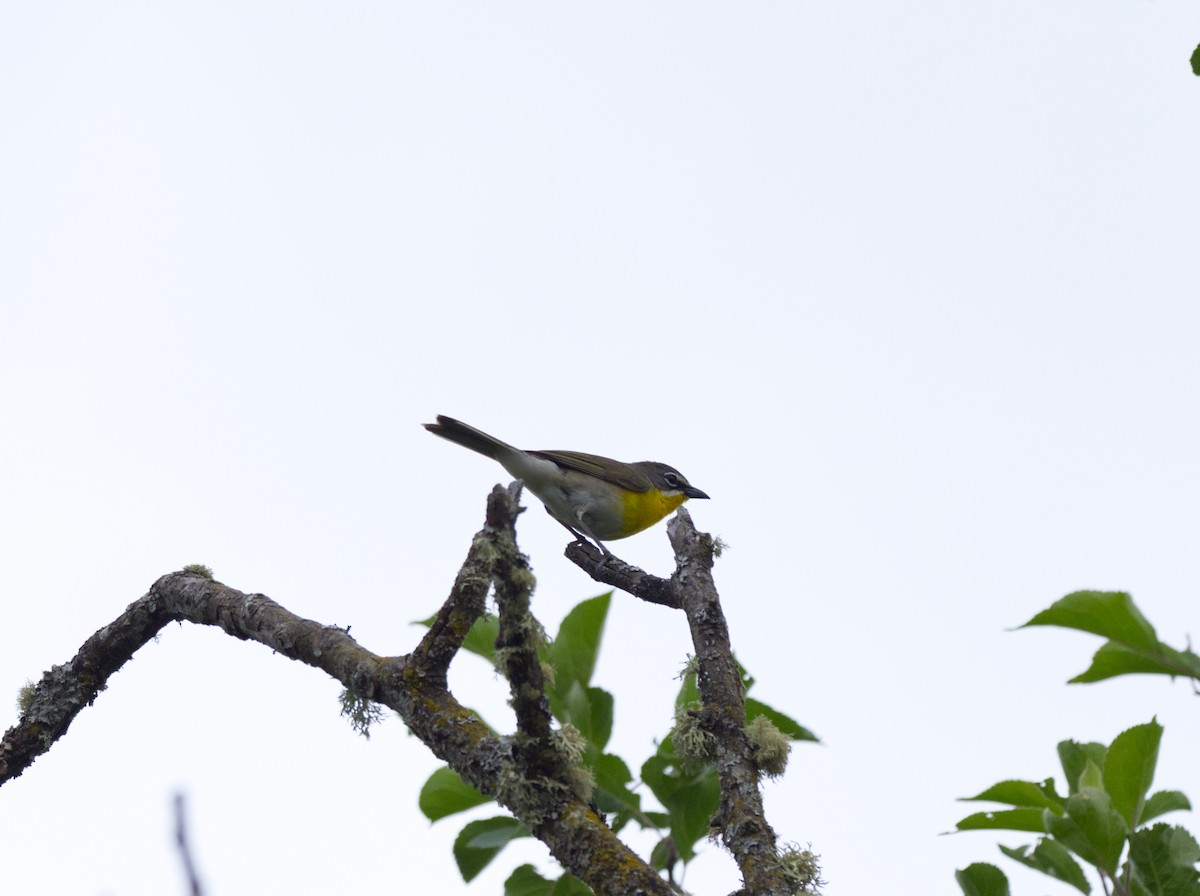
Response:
[3, 4, 1200, 895]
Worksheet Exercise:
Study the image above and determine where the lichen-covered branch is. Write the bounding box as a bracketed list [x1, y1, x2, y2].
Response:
[410, 486, 511, 679]
[0, 484, 674, 896]
[669, 511, 789, 896]
[492, 506, 559, 776]
[569, 509, 794, 896]
[3, 579, 181, 782]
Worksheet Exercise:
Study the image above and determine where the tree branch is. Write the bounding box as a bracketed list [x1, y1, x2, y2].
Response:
[174, 792, 205, 896]
[0, 484, 675, 896]
[492, 500, 559, 776]
[410, 485, 514, 679]
[564, 542, 680, 608]
[568, 509, 793, 896]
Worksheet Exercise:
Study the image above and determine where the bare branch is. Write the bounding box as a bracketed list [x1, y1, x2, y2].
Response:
[174, 793, 204, 896]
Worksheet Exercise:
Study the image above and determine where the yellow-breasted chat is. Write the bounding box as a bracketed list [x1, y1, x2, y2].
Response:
[424, 415, 709, 557]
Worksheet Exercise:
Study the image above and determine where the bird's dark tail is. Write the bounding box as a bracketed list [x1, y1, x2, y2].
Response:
[423, 415, 515, 460]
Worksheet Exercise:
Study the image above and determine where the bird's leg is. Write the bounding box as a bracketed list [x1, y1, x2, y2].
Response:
[545, 507, 613, 562]
[568, 509, 614, 562]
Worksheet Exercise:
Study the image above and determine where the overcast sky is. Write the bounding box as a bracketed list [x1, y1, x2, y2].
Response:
[3, 4, 1200, 895]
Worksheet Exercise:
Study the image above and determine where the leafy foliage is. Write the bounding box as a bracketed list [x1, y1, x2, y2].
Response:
[956, 590, 1200, 896]
[1020, 591, 1200, 686]
[641, 734, 722, 866]
[419, 766, 491, 822]
[954, 719, 1196, 894]
[504, 865, 592, 896]
[1127, 825, 1200, 896]
[454, 817, 531, 882]
[415, 593, 816, 887]
[956, 862, 1012, 896]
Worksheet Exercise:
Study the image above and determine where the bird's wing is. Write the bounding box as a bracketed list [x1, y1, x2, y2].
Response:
[529, 450, 653, 493]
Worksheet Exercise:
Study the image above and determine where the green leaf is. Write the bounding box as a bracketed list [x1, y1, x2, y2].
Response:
[552, 682, 613, 749]
[1191, 43, 1200, 76]
[649, 836, 676, 873]
[1079, 758, 1104, 792]
[1044, 787, 1127, 874]
[642, 810, 670, 828]
[674, 667, 700, 711]
[551, 874, 593, 895]
[1000, 838, 1090, 893]
[592, 753, 641, 823]
[1059, 741, 1108, 793]
[453, 816, 530, 882]
[504, 866, 592, 896]
[1105, 720, 1162, 829]
[955, 862, 1011, 896]
[955, 808, 1048, 833]
[506, 865, 555, 896]
[1070, 641, 1200, 684]
[1128, 824, 1200, 896]
[419, 766, 492, 822]
[1142, 791, 1193, 825]
[736, 659, 756, 693]
[641, 753, 720, 861]
[745, 698, 818, 743]
[462, 615, 502, 662]
[547, 594, 611, 695]
[962, 779, 1064, 811]
[1022, 591, 1159, 650]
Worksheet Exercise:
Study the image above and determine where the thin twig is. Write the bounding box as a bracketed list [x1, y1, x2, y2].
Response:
[174, 793, 204, 896]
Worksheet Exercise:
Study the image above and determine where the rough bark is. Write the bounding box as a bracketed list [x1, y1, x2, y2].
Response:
[3, 486, 794, 896]
[568, 510, 792, 896]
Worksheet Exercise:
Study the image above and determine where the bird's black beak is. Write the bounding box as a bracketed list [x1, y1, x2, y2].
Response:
[684, 486, 710, 499]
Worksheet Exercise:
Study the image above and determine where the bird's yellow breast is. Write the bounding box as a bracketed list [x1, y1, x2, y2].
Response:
[618, 488, 688, 537]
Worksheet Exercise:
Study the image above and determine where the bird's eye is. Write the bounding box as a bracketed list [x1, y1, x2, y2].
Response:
[663, 472, 681, 488]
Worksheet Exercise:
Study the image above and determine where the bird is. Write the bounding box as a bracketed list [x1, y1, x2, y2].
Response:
[424, 415, 709, 558]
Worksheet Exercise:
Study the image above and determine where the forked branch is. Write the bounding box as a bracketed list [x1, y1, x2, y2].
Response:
[1, 487, 796, 896]
[569, 510, 794, 896]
